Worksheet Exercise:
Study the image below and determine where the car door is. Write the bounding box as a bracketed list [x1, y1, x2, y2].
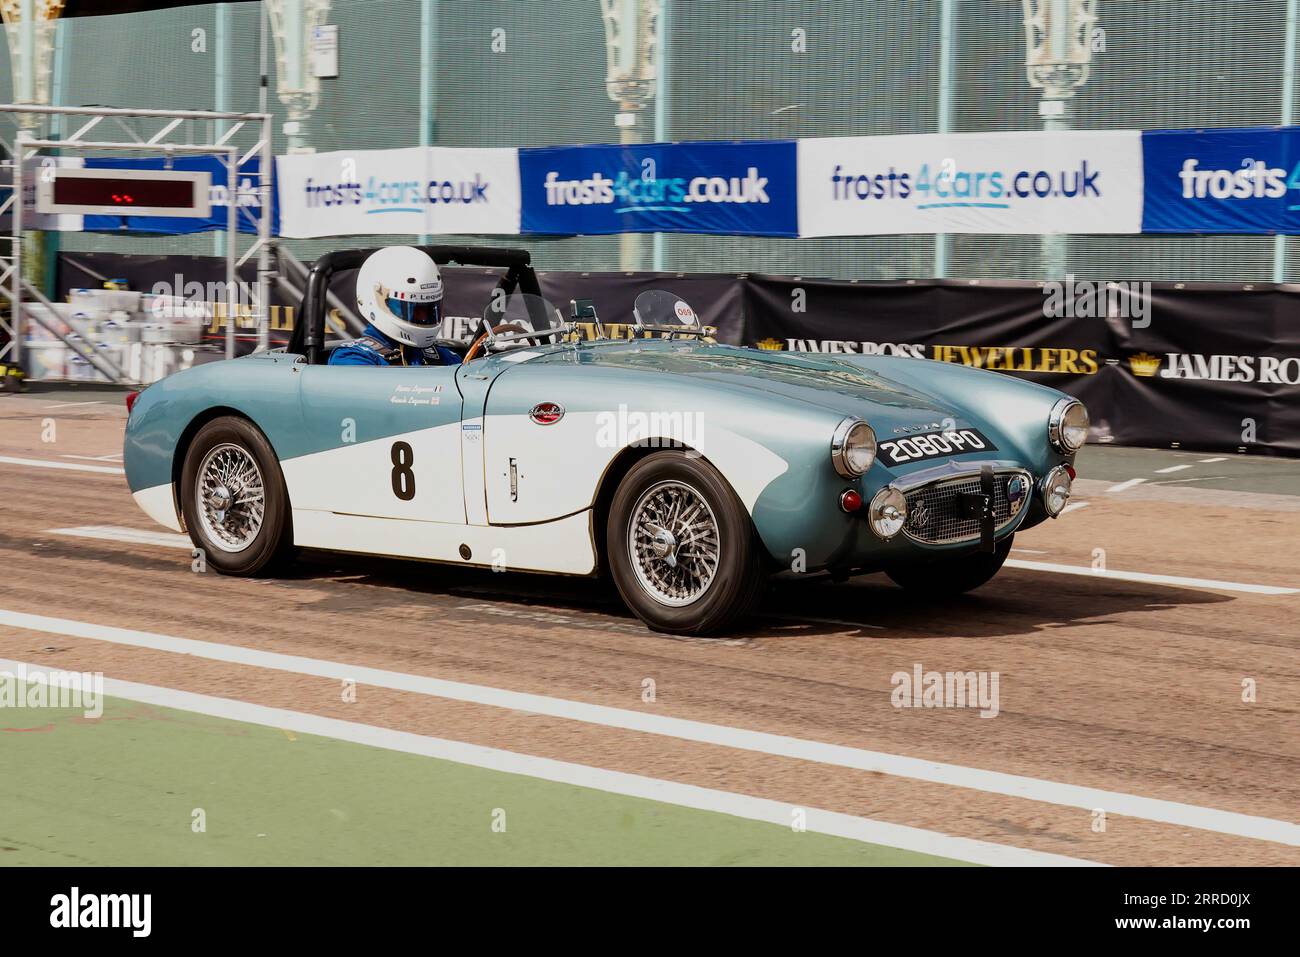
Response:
[286, 363, 465, 524]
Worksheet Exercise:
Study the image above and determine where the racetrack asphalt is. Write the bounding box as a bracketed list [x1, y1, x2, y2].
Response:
[0, 389, 1297, 866]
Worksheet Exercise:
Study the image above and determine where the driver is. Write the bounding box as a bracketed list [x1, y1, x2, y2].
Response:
[329, 246, 461, 366]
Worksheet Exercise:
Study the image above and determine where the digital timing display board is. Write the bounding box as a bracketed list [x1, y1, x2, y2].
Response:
[35, 168, 212, 218]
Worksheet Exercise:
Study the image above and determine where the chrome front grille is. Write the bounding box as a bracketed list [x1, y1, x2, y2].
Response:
[902, 470, 1028, 545]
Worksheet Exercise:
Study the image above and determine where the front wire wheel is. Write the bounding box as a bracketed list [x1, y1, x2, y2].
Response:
[628, 480, 721, 607]
[608, 451, 764, 636]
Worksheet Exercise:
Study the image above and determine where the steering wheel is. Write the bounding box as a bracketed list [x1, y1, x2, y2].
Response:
[464, 321, 538, 362]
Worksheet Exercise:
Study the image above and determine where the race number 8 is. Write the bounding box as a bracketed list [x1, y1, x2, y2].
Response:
[391, 441, 415, 500]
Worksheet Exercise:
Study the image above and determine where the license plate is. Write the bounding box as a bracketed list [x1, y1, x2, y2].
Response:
[878, 428, 998, 466]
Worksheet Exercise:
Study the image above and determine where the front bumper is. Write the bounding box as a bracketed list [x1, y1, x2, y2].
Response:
[852, 458, 1056, 557]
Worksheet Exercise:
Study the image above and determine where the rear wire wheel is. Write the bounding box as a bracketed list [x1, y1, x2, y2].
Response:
[607, 451, 764, 636]
[180, 416, 294, 575]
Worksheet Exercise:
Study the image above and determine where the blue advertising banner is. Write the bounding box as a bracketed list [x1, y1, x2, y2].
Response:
[81, 155, 273, 235]
[1141, 127, 1300, 233]
[518, 140, 798, 236]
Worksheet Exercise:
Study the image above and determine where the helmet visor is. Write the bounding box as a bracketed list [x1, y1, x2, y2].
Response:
[385, 296, 442, 328]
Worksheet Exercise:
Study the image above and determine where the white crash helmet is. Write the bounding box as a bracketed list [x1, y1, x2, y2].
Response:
[355, 246, 445, 349]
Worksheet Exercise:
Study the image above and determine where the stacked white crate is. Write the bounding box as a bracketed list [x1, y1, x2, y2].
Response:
[23, 288, 213, 383]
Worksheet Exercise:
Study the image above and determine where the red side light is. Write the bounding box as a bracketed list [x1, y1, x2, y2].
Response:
[839, 489, 863, 513]
[1065, 464, 1076, 480]
[125, 391, 140, 414]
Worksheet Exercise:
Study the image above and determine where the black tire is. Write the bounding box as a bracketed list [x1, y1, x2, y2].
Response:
[180, 415, 294, 576]
[885, 534, 1013, 596]
[606, 451, 764, 636]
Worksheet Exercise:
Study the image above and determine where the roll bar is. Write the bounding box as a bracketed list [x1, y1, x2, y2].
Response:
[289, 244, 542, 365]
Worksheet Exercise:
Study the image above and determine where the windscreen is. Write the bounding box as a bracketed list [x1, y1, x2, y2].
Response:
[632, 290, 701, 331]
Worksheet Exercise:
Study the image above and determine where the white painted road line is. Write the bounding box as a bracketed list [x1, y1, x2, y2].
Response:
[42, 400, 103, 410]
[1199, 457, 1228, 464]
[60, 453, 123, 463]
[1, 608, 1296, 848]
[0, 455, 124, 475]
[48, 525, 190, 550]
[1061, 501, 1090, 515]
[1004, 559, 1298, 596]
[1106, 478, 1146, 493]
[0, 656, 1095, 867]
[1154, 464, 1193, 474]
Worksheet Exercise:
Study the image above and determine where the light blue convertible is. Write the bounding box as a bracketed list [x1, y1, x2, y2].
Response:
[123, 245, 1087, 636]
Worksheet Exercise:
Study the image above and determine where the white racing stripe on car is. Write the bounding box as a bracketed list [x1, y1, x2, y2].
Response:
[47, 525, 190, 549]
[0, 655, 1096, 867]
[1003, 559, 1298, 596]
[0, 455, 124, 475]
[1, 608, 1296, 847]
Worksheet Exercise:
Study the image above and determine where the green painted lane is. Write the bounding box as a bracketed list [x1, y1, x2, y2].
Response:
[0, 690, 968, 867]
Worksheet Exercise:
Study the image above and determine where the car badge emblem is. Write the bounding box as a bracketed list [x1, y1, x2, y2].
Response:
[1006, 475, 1027, 507]
[529, 402, 564, 425]
[908, 504, 929, 528]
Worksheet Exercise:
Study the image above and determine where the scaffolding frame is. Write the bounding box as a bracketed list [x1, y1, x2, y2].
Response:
[0, 102, 276, 381]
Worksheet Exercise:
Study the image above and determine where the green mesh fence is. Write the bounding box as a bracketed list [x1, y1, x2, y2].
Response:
[11, 0, 1299, 281]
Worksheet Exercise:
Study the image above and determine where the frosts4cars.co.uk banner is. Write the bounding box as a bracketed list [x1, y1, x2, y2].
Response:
[797, 131, 1144, 236]
[518, 140, 799, 237]
[274, 147, 522, 238]
[54, 124, 1300, 239]
[1141, 127, 1300, 233]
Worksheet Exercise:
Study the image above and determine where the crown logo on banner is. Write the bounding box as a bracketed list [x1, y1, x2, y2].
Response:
[755, 338, 786, 351]
[1127, 352, 1162, 377]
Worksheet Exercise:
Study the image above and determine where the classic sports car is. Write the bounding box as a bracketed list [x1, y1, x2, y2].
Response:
[123, 245, 1087, 636]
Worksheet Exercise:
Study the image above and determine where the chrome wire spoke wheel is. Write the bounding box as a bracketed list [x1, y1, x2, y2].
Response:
[628, 480, 720, 607]
[195, 443, 266, 552]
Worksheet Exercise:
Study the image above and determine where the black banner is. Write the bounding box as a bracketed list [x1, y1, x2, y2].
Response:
[53, 253, 1300, 456]
[0, 864, 1287, 943]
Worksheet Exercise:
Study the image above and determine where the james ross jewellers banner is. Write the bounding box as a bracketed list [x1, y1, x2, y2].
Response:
[742, 276, 1300, 456]
[58, 251, 1300, 456]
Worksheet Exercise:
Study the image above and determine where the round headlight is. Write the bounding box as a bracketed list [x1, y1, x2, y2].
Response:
[831, 418, 877, 478]
[868, 486, 908, 540]
[1048, 398, 1089, 453]
[1042, 465, 1073, 517]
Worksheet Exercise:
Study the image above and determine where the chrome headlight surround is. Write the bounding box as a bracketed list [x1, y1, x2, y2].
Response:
[830, 417, 877, 478]
[1048, 397, 1089, 453]
[1041, 464, 1073, 518]
[868, 486, 908, 540]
